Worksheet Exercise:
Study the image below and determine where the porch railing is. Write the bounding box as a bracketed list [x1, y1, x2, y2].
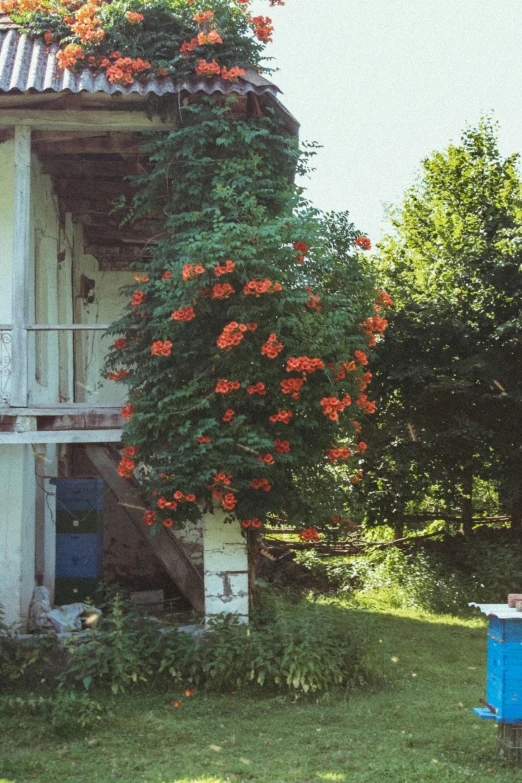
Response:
[0, 323, 124, 409]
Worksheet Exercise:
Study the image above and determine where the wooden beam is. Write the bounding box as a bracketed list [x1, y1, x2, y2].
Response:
[85, 444, 205, 612]
[0, 429, 122, 444]
[0, 109, 174, 131]
[10, 126, 31, 407]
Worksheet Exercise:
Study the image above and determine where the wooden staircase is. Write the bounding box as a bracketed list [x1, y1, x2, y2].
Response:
[84, 444, 204, 612]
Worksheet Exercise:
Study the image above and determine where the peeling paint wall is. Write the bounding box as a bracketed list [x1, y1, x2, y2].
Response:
[203, 510, 248, 621]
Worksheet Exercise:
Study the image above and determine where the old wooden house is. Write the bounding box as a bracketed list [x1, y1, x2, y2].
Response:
[0, 17, 298, 629]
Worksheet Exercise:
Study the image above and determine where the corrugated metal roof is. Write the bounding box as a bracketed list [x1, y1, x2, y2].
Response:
[469, 602, 522, 620]
[0, 27, 281, 97]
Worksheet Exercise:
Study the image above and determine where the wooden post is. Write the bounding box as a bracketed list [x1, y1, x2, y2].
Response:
[10, 126, 31, 407]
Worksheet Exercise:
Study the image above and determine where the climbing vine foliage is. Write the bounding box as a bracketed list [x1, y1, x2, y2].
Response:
[0, 0, 391, 534]
[106, 99, 389, 534]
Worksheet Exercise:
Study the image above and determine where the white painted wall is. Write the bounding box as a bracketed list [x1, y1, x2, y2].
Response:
[0, 444, 36, 627]
[203, 510, 249, 622]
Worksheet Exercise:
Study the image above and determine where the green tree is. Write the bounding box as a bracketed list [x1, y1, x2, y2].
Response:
[362, 120, 522, 536]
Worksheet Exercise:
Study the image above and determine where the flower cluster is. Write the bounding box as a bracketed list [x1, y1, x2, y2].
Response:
[172, 306, 196, 321]
[241, 518, 263, 528]
[131, 290, 145, 307]
[305, 286, 321, 311]
[280, 378, 304, 398]
[212, 283, 235, 299]
[320, 395, 352, 421]
[274, 438, 291, 453]
[362, 314, 388, 346]
[293, 241, 309, 263]
[251, 15, 274, 42]
[354, 350, 368, 366]
[258, 453, 275, 464]
[299, 526, 319, 542]
[355, 236, 372, 251]
[269, 410, 292, 424]
[217, 321, 256, 350]
[214, 259, 235, 277]
[247, 382, 267, 395]
[251, 478, 271, 491]
[326, 446, 351, 464]
[243, 279, 282, 296]
[117, 445, 138, 478]
[108, 368, 130, 382]
[286, 356, 324, 374]
[261, 333, 284, 358]
[121, 402, 133, 421]
[182, 264, 205, 281]
[196, 435, 211, 443]
[215, 379, 241, 394]
[222, 408, 235, 422]
[355, 394, 376, 414]
[151, 340, 173, 357]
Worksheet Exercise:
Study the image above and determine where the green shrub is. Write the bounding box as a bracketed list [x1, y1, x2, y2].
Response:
[296, 532, 522, 614]
[161, 597, 374, 695]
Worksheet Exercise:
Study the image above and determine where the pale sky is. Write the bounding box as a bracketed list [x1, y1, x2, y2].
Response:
[250, 0, 522, 243]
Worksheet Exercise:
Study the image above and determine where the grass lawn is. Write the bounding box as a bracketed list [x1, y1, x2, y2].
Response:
[0, 602, 519, 783]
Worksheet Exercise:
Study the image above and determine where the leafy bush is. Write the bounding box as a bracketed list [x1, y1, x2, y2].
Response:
[0, 691, 105, 737]
[162, 597, 373, 695]
[296, 532, 522, 614]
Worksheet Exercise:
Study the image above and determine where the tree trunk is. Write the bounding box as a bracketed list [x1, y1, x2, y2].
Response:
[394, 524, 404, 541]
[461, 469, 474, 536]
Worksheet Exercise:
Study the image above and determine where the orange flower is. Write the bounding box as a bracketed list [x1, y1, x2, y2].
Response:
[114, 338, 127, 350]
[355, 236, 371, 251]
[182, 264, 205, 281]
[184, 688, 195, 697]
[354, 350, 368, 365]
[217, 322, 250, 350]
[196, 436, 211, 443]
[194, 10, 214, 23]
[241, 518, 262, 528]
[251, 15, 273, 42]
[214, 260, 235, 277]
[163, 518, 174, 528]
[172, 700, 182, 707]
[222, 409, 235, 422]
[320, 395, 351, 421]
[269, 410, 292, 424]
[357, 441, 368, 454]
[221, 66, 246, 82]
[247, 382, 266, 396]
[108, 369, 130, 382]
[215, 379, 241, 394]
[286, 357, 324, 374]
[151, 340, 173, 357]
[261, 333, 284, 359]
[195, 58, 221, 78]
[180, 37, 199, 56]
[171, 306, 196, 322]
[258, 453, 274, 465]
[281, 378, 304, 396]
[212, 283, 235, 299]
[126, 10, 144, 22]
[243, 279, 281, 296]
[117, 457, 135, 478]
[57, 43, 85, 70]
[222, 492, 237, 511]
[186, 494, 196, 502]
[121, 402, 133, 420]
[131, 290, 145, 307]
[274, 438, 290, 453]
[326, 446, 351, 464]
[299, 526, 319, 542]
[251, 478, 271, 491]
[162, 270, 172, 279]
[143, 510, 156, 526]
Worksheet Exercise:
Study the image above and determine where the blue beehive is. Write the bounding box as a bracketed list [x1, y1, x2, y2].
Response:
[471, 603, 522, 724]
[51, 478, 104, 605]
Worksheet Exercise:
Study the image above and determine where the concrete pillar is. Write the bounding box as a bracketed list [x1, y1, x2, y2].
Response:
[203, 509, 248, 623]
[0, 444, 36, 628]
